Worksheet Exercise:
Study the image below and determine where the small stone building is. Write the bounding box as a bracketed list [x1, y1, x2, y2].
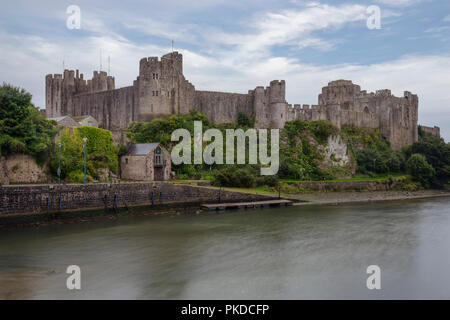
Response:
[73, 115, 99, 127]
[48, 115, 80, 128]
[120, 143, 171, 181]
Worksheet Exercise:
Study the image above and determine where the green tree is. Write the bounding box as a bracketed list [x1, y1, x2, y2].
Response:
[404, 133, 450, 187]
[0, 83, 57, 159]
[406, 153, 435, 188]
[355, 149, 383, 173]
[237, 112, 254, 128]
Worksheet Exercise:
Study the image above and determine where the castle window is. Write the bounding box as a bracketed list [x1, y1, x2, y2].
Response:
[125, 158, 128, 164]
[152, 73, 159, 80]
[156, 90, 158, 96]
[152, 91, 155, 96]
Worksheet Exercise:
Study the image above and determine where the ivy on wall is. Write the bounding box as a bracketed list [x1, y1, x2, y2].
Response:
[50, 127, 118, 183]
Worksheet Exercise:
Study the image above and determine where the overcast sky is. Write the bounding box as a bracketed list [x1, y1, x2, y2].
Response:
[0, 0, 449, 140]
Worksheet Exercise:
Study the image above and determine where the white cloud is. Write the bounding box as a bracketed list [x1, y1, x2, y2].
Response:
[444, 15, 450, 22]
[425, 26, 450, 33]
[185, 54, 450, 141]
[3, 28, 448, 140]
[209, 4, 367, 54]
[376, 0, 422, 7]
[0, 1, 448, 141]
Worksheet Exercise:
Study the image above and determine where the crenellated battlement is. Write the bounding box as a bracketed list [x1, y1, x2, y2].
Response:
[45, 68, 115, 118]
[45, 53, 424, 150]
[139, 51, 183, 79]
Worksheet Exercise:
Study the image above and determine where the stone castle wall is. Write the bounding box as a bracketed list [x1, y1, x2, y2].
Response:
[420, 125, 441, 138]
[278, 80, 418, 149]
[71, 85, 137, 131]
[193, 90, 254, 124]
[46, 52, 425, 150]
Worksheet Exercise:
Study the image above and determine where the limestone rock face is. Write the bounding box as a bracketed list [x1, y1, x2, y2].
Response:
[323, 135, 351, 167]
[318, 135, 354, 178]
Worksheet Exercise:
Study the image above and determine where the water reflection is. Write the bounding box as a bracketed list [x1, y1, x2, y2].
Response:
[0, 197, 449, 299]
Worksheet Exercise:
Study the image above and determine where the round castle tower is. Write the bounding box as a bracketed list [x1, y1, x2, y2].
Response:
[269, 80, 287, 129]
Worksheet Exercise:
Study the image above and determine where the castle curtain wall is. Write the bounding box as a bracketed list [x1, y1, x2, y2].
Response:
[193, 91, 254, 124]
[71, 86, 137, 131]
[46, 52, 422, 150]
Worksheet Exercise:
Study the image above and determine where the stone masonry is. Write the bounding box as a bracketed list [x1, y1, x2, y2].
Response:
[0, 182, 274, 215]
[419, 125, 441, 138]
[46, 52, 431, 150]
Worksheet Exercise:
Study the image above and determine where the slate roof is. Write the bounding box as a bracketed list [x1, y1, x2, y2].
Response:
[48, 116, 70, 122]
[73, 115, 94, 121]
[127, 143, 161, 156]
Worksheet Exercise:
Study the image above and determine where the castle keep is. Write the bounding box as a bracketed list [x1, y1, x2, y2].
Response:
[46, 52, 420, 149]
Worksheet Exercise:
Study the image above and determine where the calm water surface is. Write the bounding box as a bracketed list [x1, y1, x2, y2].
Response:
[1, 197, 450, 299]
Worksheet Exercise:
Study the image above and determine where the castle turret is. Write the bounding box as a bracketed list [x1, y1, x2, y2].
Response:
[269, 80, 287, 128]
[45, 74, 63, 117]
[87, 71, 115, 92]
[45, 68, 115, 118]
[136, 52, 194, 121]
[319, 80, 361, 106]
[253, 86, 270, 128]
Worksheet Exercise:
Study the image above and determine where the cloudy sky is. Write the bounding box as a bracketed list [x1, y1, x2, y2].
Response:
[0, 0, 449, 140]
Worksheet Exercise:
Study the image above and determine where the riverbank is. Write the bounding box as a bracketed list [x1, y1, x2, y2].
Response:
[289, 189, 450, 206]
[1, 183, 449, 230]
[0, 182, 274, 229]
[219, 186, 450, 204]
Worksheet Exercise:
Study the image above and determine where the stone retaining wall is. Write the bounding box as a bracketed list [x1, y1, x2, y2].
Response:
[0, 182, 273, 215]
[0, 155, 51, 185]
[285, 178, 400, 192]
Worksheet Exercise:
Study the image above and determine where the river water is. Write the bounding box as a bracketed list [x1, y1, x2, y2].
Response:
[1, 197, 450, 299]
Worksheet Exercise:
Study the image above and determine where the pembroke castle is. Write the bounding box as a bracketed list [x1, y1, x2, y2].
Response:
[45, 51, 440, 149]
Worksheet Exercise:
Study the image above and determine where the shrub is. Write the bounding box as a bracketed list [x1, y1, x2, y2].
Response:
[67, 170, 85, 184]
[237, 112, 254, 128]
[256, 175, 279, 187]
[355, 147, 405, 175]
[212, 166, 256, 188]
[385, 151, 405, 173]
[406, 154, 435, 188]
[356, 149, 375, 173]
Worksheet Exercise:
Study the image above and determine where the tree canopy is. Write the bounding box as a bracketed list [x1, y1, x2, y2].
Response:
[0, 83, 58, 161]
